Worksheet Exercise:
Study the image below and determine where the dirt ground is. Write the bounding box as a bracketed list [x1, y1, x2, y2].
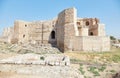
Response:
[0, 72, 44, 78]
[0, 47, 120, 78]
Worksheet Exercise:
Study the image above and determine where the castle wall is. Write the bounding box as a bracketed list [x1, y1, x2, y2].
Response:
[14, 20, 29, 43]
[2, 27, 14, 43]
[98, 24, 106, 36]
[78, 27, 88, 36]
[77, 18, 99, 36]
[14, 20, 56, 45]
[72, 36, 110, 52]
[56, 10, 65, 51]
[56, 8, 78, 52]
[28, 20, 55, 44]
[1, 7, 110, 52]
[2, 27, 12, 37]
[72, 37, 83, 51]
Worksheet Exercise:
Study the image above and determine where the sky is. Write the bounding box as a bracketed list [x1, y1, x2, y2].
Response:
[0, 0, 120, 38]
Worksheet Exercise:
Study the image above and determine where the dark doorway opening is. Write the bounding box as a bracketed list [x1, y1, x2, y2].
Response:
[51, 31, 55, 39]
[90, 32, 93, 36]
[23, 34, 25, 38]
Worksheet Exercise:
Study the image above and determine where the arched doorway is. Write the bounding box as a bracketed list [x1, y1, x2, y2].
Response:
[90, 32, 93, 36]
[51, 31, 55, 39]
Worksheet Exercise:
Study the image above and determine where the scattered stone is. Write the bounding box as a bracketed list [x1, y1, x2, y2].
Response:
[0, 53, 70, 66]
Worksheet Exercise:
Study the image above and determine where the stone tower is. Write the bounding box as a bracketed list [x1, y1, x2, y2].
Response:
[56, 8, 79, 52]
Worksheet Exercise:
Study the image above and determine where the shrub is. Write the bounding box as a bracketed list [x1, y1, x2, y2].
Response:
[88, 67, 100, 76]
[110, 70, 116, 73]
[98, 66, 106, 72]
[78, 64, 85, 75]
[40, 56, 45, 60]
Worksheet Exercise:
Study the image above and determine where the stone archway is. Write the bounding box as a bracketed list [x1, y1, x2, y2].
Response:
[51, 31, 55, 39]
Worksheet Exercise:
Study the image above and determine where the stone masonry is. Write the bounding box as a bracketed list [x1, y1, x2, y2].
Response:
[1, 7, 110, 52]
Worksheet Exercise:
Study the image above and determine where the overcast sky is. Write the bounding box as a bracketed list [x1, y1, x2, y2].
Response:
[0, 0, 120, 38]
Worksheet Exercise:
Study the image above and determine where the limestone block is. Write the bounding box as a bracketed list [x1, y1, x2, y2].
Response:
[60, 61, 65, 66]
[40, 61, 45, 65]
[32, 61, 41, 65]
[54, 61, 60, 66]
[48, 61, 54, 66]
[65, 62, 70, 66]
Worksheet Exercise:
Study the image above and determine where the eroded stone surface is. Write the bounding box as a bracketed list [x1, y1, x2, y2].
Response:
[0, 53, 70, 66]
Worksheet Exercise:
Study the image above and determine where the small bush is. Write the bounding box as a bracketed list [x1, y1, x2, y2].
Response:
[70, 59, 82, 63]
[111, 55, 120, 63]
[93, 71, 100, 76]
[78, 64, 85, 75]
[88, 67, 100, 76]
[110, 70, 116, 73]
[98, 66, 106, 72]
[40, 56, 45, 60]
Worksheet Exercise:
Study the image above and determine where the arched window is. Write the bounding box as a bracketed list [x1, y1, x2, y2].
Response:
[51, 31, 55, 39]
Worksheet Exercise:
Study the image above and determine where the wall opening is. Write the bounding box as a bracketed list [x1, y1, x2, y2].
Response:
[25, 24, 27, 27]
[51, 31, 55, 39]
[77, 22, 80, 25]
[90, 32, 93, 36]
[86, 21, 89, 26]
[23, 34, 25, 38]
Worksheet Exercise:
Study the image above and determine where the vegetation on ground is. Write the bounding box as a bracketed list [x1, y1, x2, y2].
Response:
[40, 56, 45, 60]
[65, 47, 120, 64]
[78, 64, 85, 75]
[88, 66, 100, 76]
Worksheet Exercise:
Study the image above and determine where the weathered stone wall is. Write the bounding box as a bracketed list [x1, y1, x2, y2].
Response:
[1, 7, 110, 52]
[28, 20, 56, 44]
[56, 11, 65, 52]
[98, 24, 106, 36]
[14, 19, 56, 45]
[72, 36, 83, 51]
[56, 8, 78, 52]
[72, 36, 110, 52]
[77, 18, 99, 36]
[14, 20, 30, 43]
[78, 27, 89, 36]
[2, 27, 14, 43]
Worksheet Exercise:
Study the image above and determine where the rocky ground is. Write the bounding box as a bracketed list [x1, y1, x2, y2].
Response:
[0, 42, 120, 78]
[0, 42, 83, 78]
[0, 64, 82, 78]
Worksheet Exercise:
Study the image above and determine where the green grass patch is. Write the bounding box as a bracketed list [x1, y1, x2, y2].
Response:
[109, 55, 120, 63]
[40, 56, 45, 60]
[110, 70, 116, 73]
[78, 64, 85, 75]
[98, 65, 106, 72]
[88, 66, 100, 76]
[70, 58, 82, 63]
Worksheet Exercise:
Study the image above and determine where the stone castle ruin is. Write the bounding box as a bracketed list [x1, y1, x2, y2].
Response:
[1, 8, 110, 52]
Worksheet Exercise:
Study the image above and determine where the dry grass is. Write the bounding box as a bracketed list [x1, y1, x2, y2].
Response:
[64, 47, 120, 64]
[0, 72, 43, 78]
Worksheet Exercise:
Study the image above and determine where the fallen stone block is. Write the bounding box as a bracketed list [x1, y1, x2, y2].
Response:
[54, 61, 60, 66]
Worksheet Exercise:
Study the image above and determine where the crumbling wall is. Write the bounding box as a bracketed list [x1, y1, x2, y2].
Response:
[77, 18, 99, 36]
[2, 27, 14, 43]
